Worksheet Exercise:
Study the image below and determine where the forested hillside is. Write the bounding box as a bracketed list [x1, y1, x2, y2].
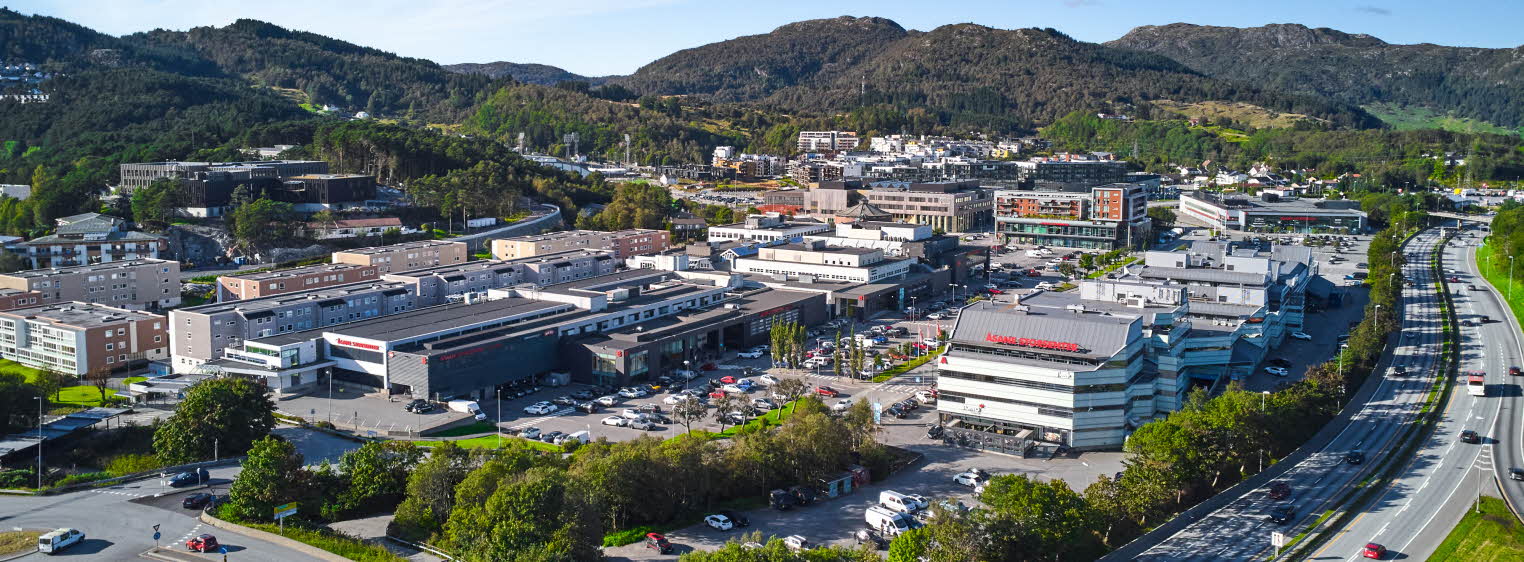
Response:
[1108, 23, 1524, 129]
[126, 19, 505, 121]
[615, 17, 1381, 132]
[446, 61, 609, 86]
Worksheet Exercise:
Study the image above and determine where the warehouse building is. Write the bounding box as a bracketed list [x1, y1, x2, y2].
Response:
[1179, 191, 1367, 233]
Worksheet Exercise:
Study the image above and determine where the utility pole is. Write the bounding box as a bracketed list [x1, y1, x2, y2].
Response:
[36, 396, 43, 489]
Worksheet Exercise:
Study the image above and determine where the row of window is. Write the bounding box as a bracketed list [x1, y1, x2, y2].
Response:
[939, 370, 1126, 394]
[940, 390, 1126, 418]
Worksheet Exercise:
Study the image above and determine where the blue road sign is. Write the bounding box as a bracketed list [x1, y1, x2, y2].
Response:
[219, 545, 228, 554]
[153, 531, 161, 541]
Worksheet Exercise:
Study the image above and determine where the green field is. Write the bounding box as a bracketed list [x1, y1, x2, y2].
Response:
[1365, 103, 1524, 137]
[1428, 497, 1524, 561]
[1476, 243, 1524, 329]
[11, 359, 124, 407]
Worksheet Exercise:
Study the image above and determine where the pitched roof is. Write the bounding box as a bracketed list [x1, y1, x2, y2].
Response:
[836, 202, 892, 219]
[950, 302, 1139, 358]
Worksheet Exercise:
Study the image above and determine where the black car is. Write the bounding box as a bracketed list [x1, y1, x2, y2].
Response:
[1461, 430, 1481, 444]
[1345, 450, 1365, 465]
[926, 425, 944, 439]
[718, 510, 750, 527]
[1268, 505, 1295, 524]
[1511, 468, 1524, 482]
[182, 492, 215, 509]
[789, 485, 817, 506]
[166, 468, 210, 488]
[404, 399, 434, 413]
[769, 489, 795, 510]
[541, 431, 565, 443]
[576, 401, 600, 413]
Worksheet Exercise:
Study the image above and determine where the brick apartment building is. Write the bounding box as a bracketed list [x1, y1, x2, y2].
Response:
[491, 229, 669, 261]
[0, 302, 169, 375]
[217, 263, 381, 302]
[331, 240, 468, 274]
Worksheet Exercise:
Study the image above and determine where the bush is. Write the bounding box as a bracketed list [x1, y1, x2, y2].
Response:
[602, 525, 658, 547]
[53, 471, 112, 488]
[0, 468, 34, 488]
[105, 453, 164, 475]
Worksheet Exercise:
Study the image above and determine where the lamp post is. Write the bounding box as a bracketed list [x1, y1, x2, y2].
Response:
[910, 296, 918, 321]
[36, 396, 43, 490]
[1337, 342, 1350, 406]
[1511, 256, 1517, 302]
[326, 369, 333, 424]
[496, 387, 502, 449]
[949, 283, 958, 303]
[682, 360, 691, 392]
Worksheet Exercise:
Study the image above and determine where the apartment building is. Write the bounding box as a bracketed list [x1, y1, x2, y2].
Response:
[995, 183, 1150, 250]
[797, 131, 860, 152]
[332, 240, 468, 274]
[0, 259, 180, 311]
[217, 263, 380, 302]
[118, 160, 329, 192]
[13, 213, 167, 268]
[1019, 159, 1128, 188]
[0, 289, 42, 312]
[0, 302, 168, 375]
[865, 180, 994, 233]
[491, 229, 669, 261]
[381, 250, 617, 305]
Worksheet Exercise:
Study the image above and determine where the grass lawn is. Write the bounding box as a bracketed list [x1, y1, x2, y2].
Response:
[0, 530, 38, 556]
[4, 359, 48, 382]
[124, 376, 147, 385]
[1428, 496, 1524, 561]
[53, 385, 121, 408]
[1477, 242, 1524, 328]
[414, 434, 564, 453]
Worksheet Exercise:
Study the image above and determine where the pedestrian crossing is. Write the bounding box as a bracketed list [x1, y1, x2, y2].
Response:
[92, 488, 150, 499]
[506, 407, 575, 430]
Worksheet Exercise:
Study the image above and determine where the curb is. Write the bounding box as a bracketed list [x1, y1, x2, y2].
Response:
[0, 548, 36, 562]
[198, 511, 351, 562]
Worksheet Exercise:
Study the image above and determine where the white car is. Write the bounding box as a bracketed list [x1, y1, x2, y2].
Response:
[704, 514, 735, 531]
[596, 395, 619, 407]
[522, 402, 556, 415]
[926, 312, 945, 320]
[922, 338, 940, 347]
[618, 387, 647, 399]
[664, 394, 692, 405]
[1265, 366, 1290, 377]
[759, 374, 781, 385]
[1290, 331, 1313, 341]
[520, 427, 541, 440]
[752, 398, 775, 411]
[953, 470, 987, 487]
[737, 349, 764, 359]
[722, 383, 748, 394]
[904, 494, 931, 511]
[601, 416, 628, 427]
[674, 370, 700, 380]
[831, 399, 854, 412]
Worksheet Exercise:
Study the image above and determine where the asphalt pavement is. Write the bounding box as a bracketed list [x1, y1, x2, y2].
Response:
[1135, 228, 1447, 561]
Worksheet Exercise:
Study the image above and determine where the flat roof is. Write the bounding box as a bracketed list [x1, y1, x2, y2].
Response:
[181, 281, 410, 315]
[0, 301, 161, 328]
[334, 239, 464, 256]
[0, 258, 173, 279]
[1185, 192, 1367, 216]
[227, 263, 372, 282]
[324, 298, 568, 343]
[768, 243, 881, 255]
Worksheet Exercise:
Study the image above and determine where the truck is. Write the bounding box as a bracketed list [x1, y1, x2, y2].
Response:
[865, 505, 918, 537]
[1467, 371, 1487, 397]
[447, 399, 488, 421]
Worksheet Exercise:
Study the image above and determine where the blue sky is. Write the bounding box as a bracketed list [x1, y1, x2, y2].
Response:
[9, 0, 1521, 76]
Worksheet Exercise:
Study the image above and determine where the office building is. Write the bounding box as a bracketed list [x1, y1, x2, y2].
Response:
[0, 302, 168, 375]
[0, 259, 180, 311]
[332, 240, 469, 274]
[865, 180, 994, 233]
[707, 215, 832, 244]
[12, 213, 167, 269]
[491, 229, 669, 261]
[733, 240, 913, 283]
[217, 263, 380, 302]
[1179, 191, 1368, 233]
[995, 183, 1151, 250]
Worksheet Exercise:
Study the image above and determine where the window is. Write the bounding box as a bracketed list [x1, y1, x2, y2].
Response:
[106, 356, 114, 364]
[105, 343, 114, 351]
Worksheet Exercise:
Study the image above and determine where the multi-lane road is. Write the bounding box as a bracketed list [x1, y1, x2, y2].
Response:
[1137, 228, 1449, 561]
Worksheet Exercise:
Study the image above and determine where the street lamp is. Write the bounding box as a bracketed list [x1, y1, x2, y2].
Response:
[36, 396, 43, 490]
[683, 360, 691, 392]
[496, 387, 502, 449]
[1511, 256, 1517, 302]
[910, 296, 918, 321]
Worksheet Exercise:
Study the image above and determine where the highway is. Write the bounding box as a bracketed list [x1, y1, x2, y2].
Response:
[1136, 228, 1447, 561]
[1303, 224, 1515, 560]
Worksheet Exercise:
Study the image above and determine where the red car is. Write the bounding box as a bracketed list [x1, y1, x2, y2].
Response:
[816, 386, 840, 397]
[1511, 366, 1521, 376]
[1026, 269, 1040, 277]
[701, 362, 718, 371]
[719, 375, 737, 384]
[1362, 542, 1385, 559]
[986, 288, 1005, 295]
[645, 532, 673, 554]
[708, 390, 727, 400]
[186, 534, 219, 552]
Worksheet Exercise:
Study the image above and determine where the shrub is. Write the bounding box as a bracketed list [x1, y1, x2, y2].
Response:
[0, 468, 34, 488]
[105, 453, 164, 475]
[602, 525, 658, 547]
[53, 471, 112, 488]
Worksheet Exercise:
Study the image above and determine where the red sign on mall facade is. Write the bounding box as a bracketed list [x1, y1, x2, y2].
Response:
[985, 332, 1080, 353]
[334, 338, 381, 351]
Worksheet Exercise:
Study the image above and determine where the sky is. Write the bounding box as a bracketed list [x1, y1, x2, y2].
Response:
[8, 0, 1522, 76]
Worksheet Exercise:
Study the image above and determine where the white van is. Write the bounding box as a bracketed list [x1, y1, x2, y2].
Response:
[879, 490, 918, 514]
[38, 528, 85, 554]
[865, 505, 915, 536]
[565, 430, 591, 445]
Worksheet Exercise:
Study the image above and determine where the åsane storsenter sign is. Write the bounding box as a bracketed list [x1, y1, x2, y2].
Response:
[984, 332, 1080, 353]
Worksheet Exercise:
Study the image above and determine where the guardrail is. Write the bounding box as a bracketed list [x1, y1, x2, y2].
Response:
[0, 457, 245, 496]
[385, 535, 456, 560]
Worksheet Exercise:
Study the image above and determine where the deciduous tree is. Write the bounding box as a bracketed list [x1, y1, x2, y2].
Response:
[152, 377, 275, 464]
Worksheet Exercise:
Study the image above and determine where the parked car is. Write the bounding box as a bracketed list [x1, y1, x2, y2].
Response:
[601, 416, 628, 427]
[737, 349, 764, 359]
[704, 514, 735, 531]
[576, 401, 600, 413]
[753, 398, 776, 411]
[403, 399, 432, 413]
[718, 510, 750, 527]
[596, 395, 619, 407]
[760, 374, 781, 385]
[784, 535, 809, 551]
[520, 427, 541, 440]
[164, 468, 210, 488]
[570, 389, 596, 400]
[645, 532, 673, 554]
[664, 394, 692, 405]
[523, 402, 556, 415]
[182, 492, 215, 509]
[186, 534, 219, 553]
[550, 396, 575, 406]
[618, 387, 647, 399]
[953, 470, 988, 487]
[629, 419, 658, 431]
[1265, 366, 1290, 377]
[1290, 331, 1313, 341]
[540, 431, 565, 443]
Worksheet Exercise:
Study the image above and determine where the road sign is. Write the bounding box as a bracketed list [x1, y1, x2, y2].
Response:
[1271, 531, 1286, 548]
[153, 531, 161, 541]
[872, 401, 882, 424]
[219, 545, 228, 554]
[274, 502, 298, 519]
